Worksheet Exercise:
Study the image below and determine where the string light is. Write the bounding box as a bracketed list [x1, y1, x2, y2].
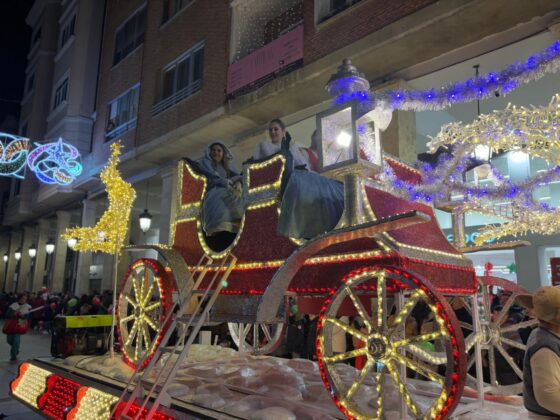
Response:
[0, 133, 30, 179]
[62, 142, 135, 255]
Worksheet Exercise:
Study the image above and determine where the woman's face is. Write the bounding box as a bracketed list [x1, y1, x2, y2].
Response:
[18, 294, 27, 304]
[210, 144, 225, 164]
[268, 123, 284, 144]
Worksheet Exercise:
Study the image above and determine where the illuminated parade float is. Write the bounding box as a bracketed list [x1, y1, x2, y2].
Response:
[9, 40, 560, 419]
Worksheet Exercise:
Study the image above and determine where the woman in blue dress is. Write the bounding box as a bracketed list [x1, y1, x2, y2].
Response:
[255, 119, 344, 240]
[199, 141, 243, 236]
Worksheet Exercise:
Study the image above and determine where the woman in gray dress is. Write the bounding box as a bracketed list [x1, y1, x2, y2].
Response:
[199, 141, 243, 236]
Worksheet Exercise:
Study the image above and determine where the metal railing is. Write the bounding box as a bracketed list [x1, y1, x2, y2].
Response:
[152, 80, 201, 116]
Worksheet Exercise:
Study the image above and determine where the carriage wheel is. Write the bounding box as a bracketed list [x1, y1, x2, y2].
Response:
[317, 266, 465, 420]
[460, 276, 537, 395]
[118, 258, 173, 369]
[227, 322, 286, 355]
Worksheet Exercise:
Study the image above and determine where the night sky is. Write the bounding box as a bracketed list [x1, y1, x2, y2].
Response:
[0, 0, 34, 134]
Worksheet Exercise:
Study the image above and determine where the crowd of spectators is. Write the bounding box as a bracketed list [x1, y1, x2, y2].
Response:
[0, 289, 114, 334]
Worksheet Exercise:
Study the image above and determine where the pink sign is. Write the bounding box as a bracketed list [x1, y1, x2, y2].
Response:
[227, 25, 304, 94]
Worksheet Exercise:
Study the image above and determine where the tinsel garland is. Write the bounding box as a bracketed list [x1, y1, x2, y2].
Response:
[62, 142, 136, 255]
[334, 41, 560, 111]
[382, 92, 560, 245]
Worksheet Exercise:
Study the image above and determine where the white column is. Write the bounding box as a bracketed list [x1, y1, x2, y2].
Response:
[19, 225, 35, 292]
[32, 219, 50, 292]
[5, 230, 22, 292]
[159, 165, 178, 246]
[52, 211, 71, 293]
[74, 198, 97, 296]
[0, 233, 10, 291]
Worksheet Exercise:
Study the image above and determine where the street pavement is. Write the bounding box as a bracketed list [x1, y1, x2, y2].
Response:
[0, 320, 50, 419]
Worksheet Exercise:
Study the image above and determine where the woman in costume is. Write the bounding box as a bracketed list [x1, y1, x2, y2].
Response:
[199, 141, 243, 236]
[255, 120, 344, 239]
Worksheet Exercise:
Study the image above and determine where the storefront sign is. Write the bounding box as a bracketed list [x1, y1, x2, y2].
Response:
[551, 257, 560, 286]
[227, 25, 304, 94]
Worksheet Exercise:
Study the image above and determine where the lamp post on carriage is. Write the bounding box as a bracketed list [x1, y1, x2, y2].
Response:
[317, 59, 386, 227]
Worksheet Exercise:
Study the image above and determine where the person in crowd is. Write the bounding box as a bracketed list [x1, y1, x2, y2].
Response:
[520, 285, 560, 417]
[4, 293, 31, 361]
[198, 141, 243, 238]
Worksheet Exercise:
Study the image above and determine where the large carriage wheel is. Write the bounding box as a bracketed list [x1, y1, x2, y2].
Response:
[227, 322, 286, 355]
[317, 266, 465, 420]
[118, 258, 174, 369]
[460, 276, 537, 395]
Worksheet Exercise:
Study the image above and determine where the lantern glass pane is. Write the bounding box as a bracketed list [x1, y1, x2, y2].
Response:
[320, 106, 355, 169]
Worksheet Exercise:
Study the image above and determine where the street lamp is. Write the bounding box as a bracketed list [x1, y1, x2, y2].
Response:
[28, 244, 37, 259]
[3, 253, 7, 263]
[139, 209, 152, 233]
[67, 238, 77, 249]
[45, 240, 55, 255]
[14, 249, 21, 261]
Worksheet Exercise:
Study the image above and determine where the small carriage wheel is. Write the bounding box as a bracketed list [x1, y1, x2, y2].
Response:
[461, 276, 538, 395]
[227, 322, 286, 355]
[317, 266, 465, 420]
[118, 258, 173, 369]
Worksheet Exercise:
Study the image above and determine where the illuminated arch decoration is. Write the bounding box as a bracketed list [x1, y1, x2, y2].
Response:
[27, 138, 83, 185]
[62, 142, 136, 255]
[0, 133, 30, 179]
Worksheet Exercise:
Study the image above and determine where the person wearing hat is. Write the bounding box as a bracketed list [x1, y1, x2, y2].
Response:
[520, 286, 560, 416]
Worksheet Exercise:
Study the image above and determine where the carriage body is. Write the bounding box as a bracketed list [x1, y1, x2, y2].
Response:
[172, 154, 476, 303]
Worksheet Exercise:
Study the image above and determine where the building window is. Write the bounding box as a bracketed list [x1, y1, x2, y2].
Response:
[60, 14, 76, 49]
[113, 7, 146, 65]
[316, 0, 362, 23]
[105, 84, 140, 141]
[162, 0, 192, 23]
[152, 43, 203, 116]
[53, 77, 69, 110]
[32, 26, 41, 46]
[26, 73, 35, 94]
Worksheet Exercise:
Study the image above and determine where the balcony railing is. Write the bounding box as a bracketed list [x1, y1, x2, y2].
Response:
[105, 118, 137, 141]
[152, 80, 201, 116]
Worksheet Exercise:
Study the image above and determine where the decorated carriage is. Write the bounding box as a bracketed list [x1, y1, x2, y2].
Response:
[115, 127, 536, 420]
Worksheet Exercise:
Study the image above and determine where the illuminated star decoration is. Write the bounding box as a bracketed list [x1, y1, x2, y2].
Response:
[62, 142, 136, 255]
[0, 133, 30, 179]
[27, 138, 83, 185]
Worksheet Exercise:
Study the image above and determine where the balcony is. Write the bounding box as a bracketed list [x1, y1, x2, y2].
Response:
[228, 0, 304, 97]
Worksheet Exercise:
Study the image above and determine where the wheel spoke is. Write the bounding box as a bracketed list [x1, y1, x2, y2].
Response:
[345, 358, 375, 401]
[374, 371, 384, 419]
[126, 319, 139, 347]
[388, 290, 424, 335]
[120, 314, 135, 324]
[377, 273, 387, 331]
[123, 292, 137, 308]
[459, 321, 473, 331]
[500, 337, 526, 351]
[321, 347, 368, 364]
[393, 352, 445, 385]
[135, 319, 144, 361]
[261, 324, 272, 342]
[132, 272, 141, 301]
[142, 281, 155, 307]
[501, 319, 537, 332]
[496, 294, 515, 325]
[142, 323, 152, 350]
[386, 360, 422, 418]
[394, 331, 444, 348]
[324, 317, 367, 341]
[495, 343, 523, 379]
[144, 314, 159, 331]
[144, 302, 160, 313]
[345, 286, 374, 333]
